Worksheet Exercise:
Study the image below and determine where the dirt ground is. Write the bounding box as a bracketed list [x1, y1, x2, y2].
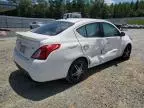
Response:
[0, 29, 144, 108]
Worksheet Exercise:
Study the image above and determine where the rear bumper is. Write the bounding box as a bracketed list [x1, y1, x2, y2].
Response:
[13, 48, 69, 82]
[14, 48, 39, 81]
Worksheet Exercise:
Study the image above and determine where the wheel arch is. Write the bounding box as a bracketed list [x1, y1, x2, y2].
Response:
[127, 43, 132, 49]
[73, 57, 89, 66]
[124, 43, 132, 51]
[66, 56, 89, 76]
[122, 43, 132, 56]
[66, 56, 89, 83]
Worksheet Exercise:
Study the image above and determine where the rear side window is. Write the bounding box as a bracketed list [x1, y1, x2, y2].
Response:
[77, 23, 101, 38]
[77, 26, 87, 37]
[32, 21, 74, 36]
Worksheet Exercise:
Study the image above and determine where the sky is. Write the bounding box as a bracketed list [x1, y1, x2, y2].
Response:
[0, 0, 137, 4]
[105, 0, 137, 4]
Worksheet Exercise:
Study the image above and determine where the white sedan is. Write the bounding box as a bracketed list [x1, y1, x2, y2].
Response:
[14, 18, 132, 83]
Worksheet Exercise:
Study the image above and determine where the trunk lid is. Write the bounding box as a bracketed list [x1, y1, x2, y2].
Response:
[16, 31, 49, 41]
[16, 31, 51, 59]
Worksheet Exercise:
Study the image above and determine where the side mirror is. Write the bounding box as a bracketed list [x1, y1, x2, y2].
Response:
[120, 32, 125, 37]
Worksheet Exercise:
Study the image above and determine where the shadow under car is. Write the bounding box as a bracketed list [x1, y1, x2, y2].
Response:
[9, 58, 126, 101]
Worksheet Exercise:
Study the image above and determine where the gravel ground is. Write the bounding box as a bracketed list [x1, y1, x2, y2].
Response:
[0, 29, 144, 108]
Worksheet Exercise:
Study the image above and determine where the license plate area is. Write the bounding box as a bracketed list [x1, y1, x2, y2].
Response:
[16, 37, 40, 59]
[20, 44, 26, 54]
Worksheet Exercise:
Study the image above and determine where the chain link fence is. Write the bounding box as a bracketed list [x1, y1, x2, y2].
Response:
[0, 15, 55, 28]
[0, 15, 144, 29]
[106, 17, 144, 25]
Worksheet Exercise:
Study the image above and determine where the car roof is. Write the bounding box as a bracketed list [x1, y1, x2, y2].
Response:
[58, 18, 108, 24]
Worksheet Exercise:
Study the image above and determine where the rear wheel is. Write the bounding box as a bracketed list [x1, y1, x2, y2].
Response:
[121, 44, 132, 60]
[66, 59, 88, 84]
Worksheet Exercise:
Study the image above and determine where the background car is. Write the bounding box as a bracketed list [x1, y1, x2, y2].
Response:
[29, 21, 45, 29]
[14, 18, 132, 84]
[63, 12, 82, 19]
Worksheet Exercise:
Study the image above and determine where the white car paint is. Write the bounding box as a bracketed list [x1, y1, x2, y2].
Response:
[13, 18, 132, 82]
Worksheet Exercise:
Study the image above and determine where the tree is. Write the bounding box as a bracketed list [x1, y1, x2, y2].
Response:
[89, 0, 105, 18]
[1, 0, 144, 19]
[18, 0, 32, 17]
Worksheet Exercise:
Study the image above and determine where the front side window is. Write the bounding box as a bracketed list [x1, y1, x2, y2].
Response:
[32, 21, 74, 36]
[102, 22, 120, 37]
[77, 23, 101, 38]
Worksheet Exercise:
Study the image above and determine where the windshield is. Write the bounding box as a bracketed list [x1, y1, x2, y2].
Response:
[32, 21, 74, 36]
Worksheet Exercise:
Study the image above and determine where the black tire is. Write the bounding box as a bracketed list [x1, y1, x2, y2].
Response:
[66, 59, 88, 84]
[121, 44, 132, 60]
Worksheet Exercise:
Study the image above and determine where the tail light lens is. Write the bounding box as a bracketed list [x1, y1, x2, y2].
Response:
[31, 44, 61, 60]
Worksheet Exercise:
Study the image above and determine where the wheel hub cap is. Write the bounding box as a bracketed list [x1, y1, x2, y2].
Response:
[72, 63, 83, 77]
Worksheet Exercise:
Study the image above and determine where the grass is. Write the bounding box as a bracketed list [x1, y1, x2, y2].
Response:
[128, 19, 144, 25]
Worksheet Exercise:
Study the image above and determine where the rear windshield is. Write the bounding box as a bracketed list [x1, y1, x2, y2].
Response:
[32, 21, 74, 36]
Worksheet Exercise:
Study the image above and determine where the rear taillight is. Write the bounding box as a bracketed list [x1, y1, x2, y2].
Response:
[31, 44, 61, 60]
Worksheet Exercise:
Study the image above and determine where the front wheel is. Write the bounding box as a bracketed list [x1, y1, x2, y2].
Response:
[30, 26, 33, 29]
[121, 45, 132, 60]
[66, 59, 88, 84]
